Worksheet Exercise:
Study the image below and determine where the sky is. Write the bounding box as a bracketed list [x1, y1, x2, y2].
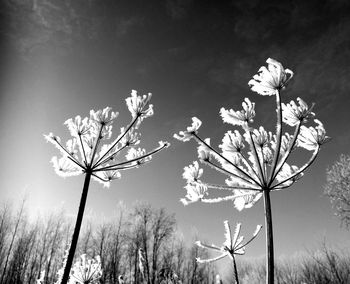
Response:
[1, 0, 350, 263]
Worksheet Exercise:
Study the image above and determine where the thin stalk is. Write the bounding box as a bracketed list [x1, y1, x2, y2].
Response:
[54, 139, 82, 167]
[202, 159, 260, 189]
[78, 134, 88, 165]
[232, 255, 240, 284]
[240, 152, 261, 182]
[205, 182, 260, 192]
[270, 121, 301, 185]
[263, 189, 274, 284]
[247, 130, 265, 185]
[271, 145, 320, 190]
[94, 144, 128, 169]
[60, 171, 92, 284]
[96, 143, 168, 171]
[193, 133, 262, 186]
[89, 125, 104, 166]
[268, 90, 282, 184]
[93, 115, 140, 168]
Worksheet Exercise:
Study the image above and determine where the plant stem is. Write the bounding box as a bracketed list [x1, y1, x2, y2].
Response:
[232, 255, 240, 284]
[263, 189, 274, 284]
[60, 171, 92, 284]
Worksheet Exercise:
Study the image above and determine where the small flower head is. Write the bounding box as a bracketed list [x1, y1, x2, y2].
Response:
[120, 127, 140, 146]
[262, 147, 273, 165]
[219, 130, 245, 154]
[282, 97, 315, 126]
[70, 254, 102, 284]
[50, 156, 81, 177]
[298, 119, 330, 151]
[125, 90, 153, 127]
[251, 126, 271, 148]
[183, 161, 203, 183]
[64, 116, 90, 136]
[174, 117, 202, 141]
[90, 107, 119, 126]
[181, 182, 208, 205]
[220, 98, 255, 127]
[233, 191, 263, 211]
[248, 58, 293, 96]
[125, 147, 152, 165]
[195, 220, 262, 263]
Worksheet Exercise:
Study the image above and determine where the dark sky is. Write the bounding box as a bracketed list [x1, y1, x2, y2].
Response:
[1, 0, 350, 264]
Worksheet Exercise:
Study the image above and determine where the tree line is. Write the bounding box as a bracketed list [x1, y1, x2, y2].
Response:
[0, 200, 220, 284]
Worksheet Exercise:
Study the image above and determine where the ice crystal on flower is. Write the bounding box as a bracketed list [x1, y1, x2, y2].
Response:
[70, 254, 102, 284]
[195, 220, 262, 263]
[45, 90, 169, 187]
[90, 106, 118, 126]
[298, 119, 330, 151]
[220, 130, 245, 154]
[51, 156, 81, 177]
[183, 161, 203, 183]
[220, 98, 255, 127]
[173, 117, 202, 141]
[251, 126, 271, 148]
[125, 90, 153, 127]
[248, 58, 294, 96]
[64, 116, 90, 136]
[234, 191, 263, 211]
[181, 182, 208, 205]
[282, 97, 315, 126]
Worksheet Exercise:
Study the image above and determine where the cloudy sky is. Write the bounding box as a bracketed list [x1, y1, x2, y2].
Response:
[1, 0, 350, 261]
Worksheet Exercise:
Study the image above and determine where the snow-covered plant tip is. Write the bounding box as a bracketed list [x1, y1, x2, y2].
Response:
[196, 221, 262, 263]
[196, 221, 262, 284]
[70, 254, 102, 284]
[44, 90, 169, 284]
[37, 253, 102, 284]
[174, 58, 329, 284]
[45, 90, 169, 187]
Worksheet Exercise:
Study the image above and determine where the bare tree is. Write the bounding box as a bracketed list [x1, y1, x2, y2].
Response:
[0, 198, 26, 284]
[324, 154, 350, 228]
[0, 202, 12, 269]
[150, 208, 175, 284]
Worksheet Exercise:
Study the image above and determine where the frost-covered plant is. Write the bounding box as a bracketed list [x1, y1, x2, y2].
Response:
[44, 90, 169, 284]
[174, 58, 329, 284]
[37, 253, 102, 284]
[70, 254, 102, 284]
[196, 220, 262, 284]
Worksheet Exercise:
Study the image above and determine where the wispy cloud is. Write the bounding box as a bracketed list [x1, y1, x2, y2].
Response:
[165, 0, 193, 20]
[115, 16, 143, 36]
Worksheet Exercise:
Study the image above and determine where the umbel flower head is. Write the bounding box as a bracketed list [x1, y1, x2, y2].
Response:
[70, 254, 102, 284]
[37, 251, 102, 284]
[195, 220, 262, 263]
[44, 90, 170, 187]
[174, 58, 329, 208]
[248, 58, 294, 96]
